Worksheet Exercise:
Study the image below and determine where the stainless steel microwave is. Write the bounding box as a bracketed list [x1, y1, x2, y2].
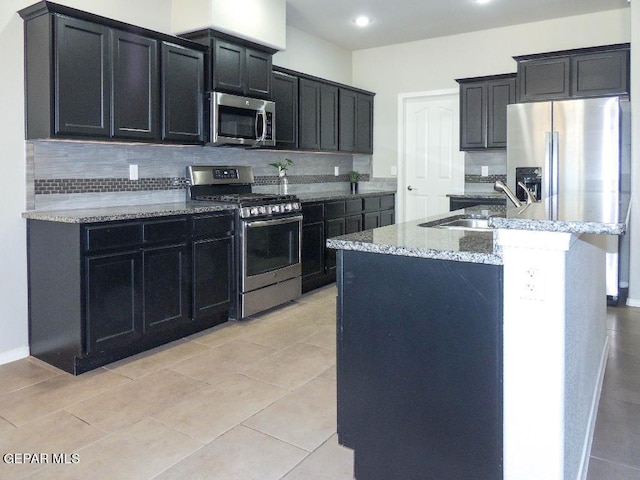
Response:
[209, 92, 275, 147]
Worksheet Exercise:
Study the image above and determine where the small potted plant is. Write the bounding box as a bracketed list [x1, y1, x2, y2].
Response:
[348, 171, 359, 194]
[269, 158, 293, 194]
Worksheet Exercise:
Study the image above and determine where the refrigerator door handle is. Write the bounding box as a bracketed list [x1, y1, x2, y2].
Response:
[545, 131, 552, 198]
[551, 131, 559, 197]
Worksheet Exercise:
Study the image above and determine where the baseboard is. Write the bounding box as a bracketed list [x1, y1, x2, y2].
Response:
[626, 297, 640, 307]
[0, 346, 30, 366]
[577, 337, 610, 480]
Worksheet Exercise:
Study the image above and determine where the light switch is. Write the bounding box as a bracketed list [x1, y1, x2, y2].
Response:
[334, 166, 339, 176]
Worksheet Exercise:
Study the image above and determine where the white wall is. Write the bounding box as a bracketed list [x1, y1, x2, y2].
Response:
[0, 0, 172, 365]
[273, 26, 352, 85]
[352, 9, 631, 178]
[628, 2, 640, 306]
[171, 0, 286, 50]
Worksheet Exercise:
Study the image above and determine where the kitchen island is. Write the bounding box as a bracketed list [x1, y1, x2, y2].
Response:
[327, 196, 627, 480]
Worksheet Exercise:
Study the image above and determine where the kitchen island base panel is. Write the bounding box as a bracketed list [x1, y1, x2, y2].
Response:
[336, 250, 503, 480]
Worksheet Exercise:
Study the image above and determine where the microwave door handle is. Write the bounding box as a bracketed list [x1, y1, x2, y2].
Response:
[256, 111, 267, 142]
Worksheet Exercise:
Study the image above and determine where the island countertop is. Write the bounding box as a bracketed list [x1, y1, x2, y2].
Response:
[326, 193, 629, 265]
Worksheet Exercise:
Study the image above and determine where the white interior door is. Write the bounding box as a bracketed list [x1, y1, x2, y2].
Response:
[398, 90, 464, 222]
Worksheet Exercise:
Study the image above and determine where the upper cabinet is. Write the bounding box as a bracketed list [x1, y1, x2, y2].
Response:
[273, 66, 375, 154]
[181, 30, 275, 99]
[457, 74, 516, 150]
[515, 43, 630, 102]
[19, 1, 206, 144]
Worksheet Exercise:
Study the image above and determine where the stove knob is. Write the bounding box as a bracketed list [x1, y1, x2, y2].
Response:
[258, 206, 267, 215]
[250, 207, 259, 216]
[284, 203, 292, 212]
[273, 205, 281, 213]
[292, 202, 300, 211]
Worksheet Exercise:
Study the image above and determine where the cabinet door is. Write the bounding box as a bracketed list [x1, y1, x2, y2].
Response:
[571, 50, 629, 98]
[245, 48, 272, 98]
[320, 84, 339, 151]
[192, 236, 232, 323]
[299, 78, 321, 150]
[55, 16, 111, 137]
[379, 209, 395, 227]
[345, 215, 363, 234]
[325, 218, 345, 274]
[363, 212, 379, 230]
[161, 43, 204, 143]
[459, 82, 486, 149]
[517, 57, 570, 102]
[302, 222, 324, 281]
[486, 78, 515, 148]
[112, 30, 158, 140]
[272, 72, 298, 149]
[356, 93, 374, 153]
[212, 39, 244, 94]
[143, 243, 190, 333]
[85, 251, 142, 354]
[339, 89, 357, 152]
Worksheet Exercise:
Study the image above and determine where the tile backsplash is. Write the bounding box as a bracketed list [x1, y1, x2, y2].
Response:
[464, 151, 507, 194]
[26, 140, 390, 210]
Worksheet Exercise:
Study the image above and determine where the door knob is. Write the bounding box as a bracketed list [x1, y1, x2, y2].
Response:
[407, 185, 415, 191]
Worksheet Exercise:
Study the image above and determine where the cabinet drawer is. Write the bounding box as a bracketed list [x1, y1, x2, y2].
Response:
[85, 223, 142, 252]
[192, 213, 234, 239]
[380, 195, 394, 210]
[302, 203, 324, 224]
[363, 197, 381, 212]
[325, 201, 346, 219]
[143, 218, 188, 243]
[345, 198, 363, 214]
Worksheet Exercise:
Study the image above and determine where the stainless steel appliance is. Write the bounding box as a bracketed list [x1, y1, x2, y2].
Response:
[187, 166, 302, 318]
[209, 92, 275, 147]
[506, 96, 631, 301]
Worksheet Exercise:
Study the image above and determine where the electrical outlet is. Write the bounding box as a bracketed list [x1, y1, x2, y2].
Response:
[521, 267, 544, 301]
[334, 166, 339, 176]
[481, 166, 489, 177]
[391, 166, 397, 176]
[129, 164, 139, 181]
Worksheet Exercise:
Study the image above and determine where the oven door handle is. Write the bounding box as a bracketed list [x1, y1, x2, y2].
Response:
[244, 215, 303, 229]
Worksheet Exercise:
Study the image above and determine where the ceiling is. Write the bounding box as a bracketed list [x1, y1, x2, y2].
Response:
[285, 0, 631, 51]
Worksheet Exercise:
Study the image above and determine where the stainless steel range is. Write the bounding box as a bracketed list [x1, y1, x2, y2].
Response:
[187, 165, 302, 319]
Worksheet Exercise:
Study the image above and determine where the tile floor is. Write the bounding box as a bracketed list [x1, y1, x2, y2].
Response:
[0, 284, 638, 479]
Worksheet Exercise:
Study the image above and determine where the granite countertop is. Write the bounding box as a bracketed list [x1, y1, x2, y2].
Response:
[326, 206, 504, 265]
[296, 190, 395, 203]
[21, 202, 236, 223]
[327, 192, 629, 264]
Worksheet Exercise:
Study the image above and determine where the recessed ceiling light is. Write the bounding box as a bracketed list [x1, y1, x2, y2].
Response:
[476, 0, 491, 4]
[353, 16, 372, 27]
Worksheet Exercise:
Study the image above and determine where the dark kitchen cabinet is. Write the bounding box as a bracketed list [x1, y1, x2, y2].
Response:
[339, 89, 374, 154]
[272, 71, 299, 149]
[301, 194, 394, 293]
[27, 212, 233, 375]
[515, 43, 629, 102]
[19, 2, 207, 144]
[191, 213, 234, 326]
[54, 16, 111, 138]
[112, 30, 158, 140]
[85, 251, 142, 354]
[299, 78, 338, 151]
[457, 74, 515, 150]
[180, 30, 275, 99]
[449, 196, 506, 211]
[161, 42, 205, 143]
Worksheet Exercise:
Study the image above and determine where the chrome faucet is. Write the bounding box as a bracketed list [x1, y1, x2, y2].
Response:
[494, 180, 522, 208]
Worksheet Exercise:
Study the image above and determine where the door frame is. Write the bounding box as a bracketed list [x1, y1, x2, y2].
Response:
[397, 88, 460, 223]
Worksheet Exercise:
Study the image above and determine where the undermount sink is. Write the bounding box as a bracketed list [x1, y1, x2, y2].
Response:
[419, 216, 493, 232]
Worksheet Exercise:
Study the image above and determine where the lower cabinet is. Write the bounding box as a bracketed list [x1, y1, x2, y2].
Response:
[301, 194, 395, 293]
[27, 211, 233, 374]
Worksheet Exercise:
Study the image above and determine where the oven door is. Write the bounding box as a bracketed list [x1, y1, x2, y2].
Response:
[241, 215, 302, 293]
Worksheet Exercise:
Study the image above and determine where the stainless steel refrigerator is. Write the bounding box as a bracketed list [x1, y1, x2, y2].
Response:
[506, 96, 631, 302]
